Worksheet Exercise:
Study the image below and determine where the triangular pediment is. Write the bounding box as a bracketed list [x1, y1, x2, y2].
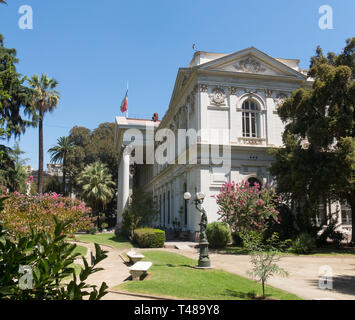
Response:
[196, 47, 306, 79]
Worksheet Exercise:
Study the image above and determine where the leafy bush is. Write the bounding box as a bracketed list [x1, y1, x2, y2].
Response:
[0, 192, 95, 237]
[317, 218, 345, 248]
[206, 222, 232, 248]
[133, 228, 165, 248]
[121, 209, 135, 239]
[290, 233, 316, 254]
[88, 227, 98, 235]
[0, 218, 109, 300]
[214, 180, 281, 234]
[265, 204, 298, 241]
[101, 223, 109, 229]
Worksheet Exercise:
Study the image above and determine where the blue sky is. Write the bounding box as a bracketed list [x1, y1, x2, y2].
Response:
[1, 0, 354, 169]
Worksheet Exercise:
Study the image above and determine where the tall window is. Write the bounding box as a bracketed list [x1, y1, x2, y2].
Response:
[159, 195, 162, 226]
[341, 202, 352, 225]
[242, 100, 259, 138]
[168, 191, 170, 225]
[315, 202, 327, 226]
[163, 193, 166, 226]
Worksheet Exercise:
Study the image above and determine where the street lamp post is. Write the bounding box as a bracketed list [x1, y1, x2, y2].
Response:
[184, 191, 212, 269]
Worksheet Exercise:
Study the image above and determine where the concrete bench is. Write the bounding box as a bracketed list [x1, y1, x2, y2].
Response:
[126, 250, 145, 264]
[128, 261, 152, 281]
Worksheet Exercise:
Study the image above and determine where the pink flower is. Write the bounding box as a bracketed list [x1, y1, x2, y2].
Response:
[51, 192, 60, 200]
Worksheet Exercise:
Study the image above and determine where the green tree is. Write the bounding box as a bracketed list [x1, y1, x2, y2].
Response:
[66, 126, 92, 193]
[86, 122, 118, 181]
[62, 124, 118, 221]
[270, 38, 355, 242]
[68, 126, 91, 148]
[76, 162, 115, 226]
[241, 232, 289, 299]
[27, 74, 60, 194]
[48, 136, 75, 195]
[9, 142, 29, 193]
[0, 142, 29, 193]
[0, 34, 35, 173]
[0, 35, 35, 138]
[43, 175, 61, 194]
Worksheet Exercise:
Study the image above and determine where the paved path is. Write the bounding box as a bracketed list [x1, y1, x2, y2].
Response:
[73, 241, 355, 300]
[72, 242, 154, 300]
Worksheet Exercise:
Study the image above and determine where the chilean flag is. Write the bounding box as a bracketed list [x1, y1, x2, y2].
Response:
[120, 90, 128, 113]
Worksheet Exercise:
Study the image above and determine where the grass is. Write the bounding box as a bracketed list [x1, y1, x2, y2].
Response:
[75, 232, 134, 250]
[72, 244, 88, 257]
[63, 263, 83, 281]
[113, 251, 301, 300]
[62, 245, 88, 281]
[219, 245, 355, 256]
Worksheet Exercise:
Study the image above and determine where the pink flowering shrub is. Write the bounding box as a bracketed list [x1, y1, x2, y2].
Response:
[214, 180, 281, 234]
[0, 192, 96, 237]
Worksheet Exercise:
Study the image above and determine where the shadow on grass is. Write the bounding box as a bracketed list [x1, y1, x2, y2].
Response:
[123, 272, 151, 282]
[307, 275, 355, 296]
[166, 264, 194, 268]
[222, 289, 273, 300]
[108, 234, 134, 245]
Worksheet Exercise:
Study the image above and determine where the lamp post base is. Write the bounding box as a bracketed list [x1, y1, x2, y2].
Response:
[194, 266, 214, 270]
[197, 241, 212, 268]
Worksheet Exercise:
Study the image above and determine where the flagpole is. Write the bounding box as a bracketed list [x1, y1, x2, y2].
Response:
[126, 80, 129, 118]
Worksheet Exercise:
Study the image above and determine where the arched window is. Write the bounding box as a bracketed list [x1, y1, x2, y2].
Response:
[242, 100, 260, 138]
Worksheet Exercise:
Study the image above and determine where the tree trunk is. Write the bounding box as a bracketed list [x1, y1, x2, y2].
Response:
[62, 156, 66, 196]
[350, 191, 355, 245]
[37, 111, 44, 194]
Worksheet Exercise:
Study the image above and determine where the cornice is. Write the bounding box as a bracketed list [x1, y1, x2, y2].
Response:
[158, 70, 197, 130]
[196, 68, 307, 84]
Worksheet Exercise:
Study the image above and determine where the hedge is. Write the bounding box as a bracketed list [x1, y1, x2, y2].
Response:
[133, 228, 165, 248]
[206, 222, 232, 248]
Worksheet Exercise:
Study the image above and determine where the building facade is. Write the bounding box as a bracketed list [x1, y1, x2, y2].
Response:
[114, 47, 352, 241]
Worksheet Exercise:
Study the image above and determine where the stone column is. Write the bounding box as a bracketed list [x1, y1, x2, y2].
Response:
[116, 150, 130, 226]
[116, 159, 122, 225]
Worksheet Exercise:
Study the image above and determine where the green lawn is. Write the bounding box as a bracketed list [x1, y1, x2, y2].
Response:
[114, 251, 301, 300]
[72, 244, 88, 257]
[75, 232, 134, 250]
[219, 246, 355, 256]
[62, 245, 88, 281]
[63, 263, 83, 281]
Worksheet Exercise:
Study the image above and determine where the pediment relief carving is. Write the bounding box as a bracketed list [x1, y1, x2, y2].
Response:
[234, 56, 267, 73]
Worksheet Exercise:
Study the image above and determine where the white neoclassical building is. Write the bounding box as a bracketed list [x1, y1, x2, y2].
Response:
[114, 47, 352, 241]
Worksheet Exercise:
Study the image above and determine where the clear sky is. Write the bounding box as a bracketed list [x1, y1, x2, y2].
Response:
[1, 0, 354, 169]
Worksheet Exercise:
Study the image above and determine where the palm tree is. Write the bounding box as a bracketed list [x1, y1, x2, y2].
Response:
[48, 136, 75, 195]
[27, 74, 60, 194]
[76, 162, 116, 226]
